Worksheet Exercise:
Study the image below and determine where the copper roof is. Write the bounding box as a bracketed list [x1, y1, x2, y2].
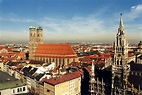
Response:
[35, 44, 77, 58]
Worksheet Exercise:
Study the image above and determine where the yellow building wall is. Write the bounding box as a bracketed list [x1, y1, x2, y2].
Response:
[44, 83, 55, 95]
[43, 77, 81, 95]
[55, 81, 69, 95]
[35, 57, 79, 67]
[39, 84, 44, 95]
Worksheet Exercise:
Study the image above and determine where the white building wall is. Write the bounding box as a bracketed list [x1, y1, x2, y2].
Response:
[0, 85, 29, 95]
[0, 89, 11, 95]
[0, 62, 4, 71]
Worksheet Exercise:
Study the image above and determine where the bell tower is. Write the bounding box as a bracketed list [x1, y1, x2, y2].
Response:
[29, 26, 37, 60]
[37, 26, 43, 44]
[111, 13, 130, 95]
[29, 26, 44, 60]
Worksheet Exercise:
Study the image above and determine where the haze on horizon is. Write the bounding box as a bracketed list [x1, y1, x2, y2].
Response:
[0, 0, 142, 44]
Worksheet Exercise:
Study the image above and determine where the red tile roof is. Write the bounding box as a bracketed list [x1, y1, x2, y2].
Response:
[6, 48, 12, 52]
[35, 44, 77, 58]
[128, 53, 134, 57]
[68, 62, 80, 67]
[0, 46, 12, 52]
[17, 52, 25, 57]
[0, 52, 16, 56]
[0, 52, 25, 62]
[42, 71, 81, 86]
[0, 46, 4, 50]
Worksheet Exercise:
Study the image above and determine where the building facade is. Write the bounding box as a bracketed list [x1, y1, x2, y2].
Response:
[0, 71, 29, 95]
[40, 71, 81, 95]
[90, 60, 105, 95]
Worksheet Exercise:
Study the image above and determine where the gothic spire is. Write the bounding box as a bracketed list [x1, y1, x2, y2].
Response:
[90, 60, 96, 95]
[119, 13, 123, 28]
[91, 60, 95, 76]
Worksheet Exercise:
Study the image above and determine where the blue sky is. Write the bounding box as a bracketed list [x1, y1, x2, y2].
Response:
[0, 0, 142, 43]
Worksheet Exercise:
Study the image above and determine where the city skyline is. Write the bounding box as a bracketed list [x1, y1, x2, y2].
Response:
[0, 0, 142, 44]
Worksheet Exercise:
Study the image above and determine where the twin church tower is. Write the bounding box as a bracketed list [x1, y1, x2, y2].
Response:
[29, 26, 43, 59]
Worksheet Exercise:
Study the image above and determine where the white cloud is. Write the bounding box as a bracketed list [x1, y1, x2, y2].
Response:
[0, 3, 142, 44]
[124, 4, 142, 20]
[39, 12, 141, 43]
[0, 13, 34, 23]
[38, 15, 118, 43]
[131, 4, 142, 13]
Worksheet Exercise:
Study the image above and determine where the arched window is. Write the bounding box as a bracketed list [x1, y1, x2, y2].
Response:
[67, 59, 69, 65]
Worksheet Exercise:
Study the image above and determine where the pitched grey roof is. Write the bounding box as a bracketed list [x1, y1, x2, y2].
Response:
[0, 71, 25, 90]
[0, 70, 16, 83]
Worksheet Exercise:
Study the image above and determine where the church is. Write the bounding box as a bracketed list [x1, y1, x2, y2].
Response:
[28, 26, 78, 67]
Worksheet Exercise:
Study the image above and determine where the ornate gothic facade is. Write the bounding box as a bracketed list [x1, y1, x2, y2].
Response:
[111, 13, 130, 95]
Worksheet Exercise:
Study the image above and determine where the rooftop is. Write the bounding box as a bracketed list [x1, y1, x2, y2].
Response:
[0, 79, 24, 90]
[0, 70, 24, 90]
[41, 71, 81, 86]
[0, 70, 16, 83]
[35, 44, 77, 58]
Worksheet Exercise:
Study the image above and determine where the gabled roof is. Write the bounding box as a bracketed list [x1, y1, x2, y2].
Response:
[6, 48, 12, 52]
[41, 71, 81, 86]
[35, 44, 77, 58]
[29, 60, 45, 65]
[0, 46, 12, 52]
[0, 45, 4, 50]
[0, 80, 24, 90]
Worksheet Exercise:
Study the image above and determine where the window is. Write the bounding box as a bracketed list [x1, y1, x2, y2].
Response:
[20, 88, 22, 92]
[17, 88, 20, 92]
[47, 89, 50, 92]
[0, 92, 1, 95]
[23, 87, 25, 91]
[67, 59, 69, 64]
[13, 89, 15, 93]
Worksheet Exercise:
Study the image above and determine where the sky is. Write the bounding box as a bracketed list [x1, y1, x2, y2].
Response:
[0, 0, 142, 44]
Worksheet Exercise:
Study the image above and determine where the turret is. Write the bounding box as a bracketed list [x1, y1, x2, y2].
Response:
[90, 60, 96, 95]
